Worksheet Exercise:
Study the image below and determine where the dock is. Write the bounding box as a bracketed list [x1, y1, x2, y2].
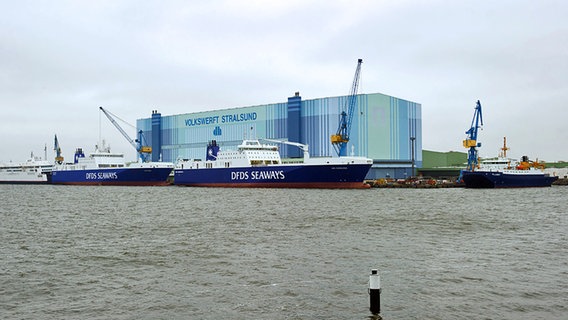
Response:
[365, 178, 463, 188]
[366, 177, 568, 188]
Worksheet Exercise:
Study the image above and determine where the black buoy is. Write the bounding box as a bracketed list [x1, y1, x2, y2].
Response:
[369, 269, 381, 315]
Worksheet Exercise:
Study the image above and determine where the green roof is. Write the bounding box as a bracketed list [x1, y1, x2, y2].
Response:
[422, 150, 467, 168]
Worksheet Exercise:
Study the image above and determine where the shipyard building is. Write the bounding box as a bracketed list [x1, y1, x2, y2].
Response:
[137, 92, 421, 179]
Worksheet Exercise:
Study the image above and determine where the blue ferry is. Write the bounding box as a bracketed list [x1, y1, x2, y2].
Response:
[174, 139, 372, 188]
[51, 143, 173, 186]
[461, 156, 558, 188]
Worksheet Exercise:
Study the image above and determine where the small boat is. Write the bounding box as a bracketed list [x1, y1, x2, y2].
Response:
[51, 142, 173, 186]
[174, 139, 373, 188]
[461, 138, 558, 188]
[0, 152, 53, 184]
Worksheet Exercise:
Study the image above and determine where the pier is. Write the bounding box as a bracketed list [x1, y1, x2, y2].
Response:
[365, 178, 463, 188]
[366, 177, 568, 188]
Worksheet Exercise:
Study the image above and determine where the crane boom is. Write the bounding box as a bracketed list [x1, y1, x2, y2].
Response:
[463, 100, 483, 171]
[263, 138, 310, 159]
[99, 107, 152, 162]
[331, 59, 363, 156]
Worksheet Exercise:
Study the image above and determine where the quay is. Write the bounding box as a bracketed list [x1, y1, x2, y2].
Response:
[365, 177, 568, 188]
[365, 178, 462, 188]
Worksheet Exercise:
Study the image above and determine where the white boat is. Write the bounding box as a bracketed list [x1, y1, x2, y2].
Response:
[0, 153, 53, 184]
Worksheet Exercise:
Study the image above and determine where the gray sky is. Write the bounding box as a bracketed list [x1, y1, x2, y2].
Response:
[1, 0, 567, 163]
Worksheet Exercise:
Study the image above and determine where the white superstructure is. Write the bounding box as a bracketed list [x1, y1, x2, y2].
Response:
[54, 143, 173, 171]
[175, 139, 372, 170]
[0, 153, 53, 183]
[477, 156, 550, 176]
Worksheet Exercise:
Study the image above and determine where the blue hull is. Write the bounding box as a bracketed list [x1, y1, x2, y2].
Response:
[174, 163, 372, 188]
[462, 171, 558, 188]
[52, 167, 173, 186]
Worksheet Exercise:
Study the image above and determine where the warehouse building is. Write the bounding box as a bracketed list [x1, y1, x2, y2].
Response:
[137, 92, 422, 179]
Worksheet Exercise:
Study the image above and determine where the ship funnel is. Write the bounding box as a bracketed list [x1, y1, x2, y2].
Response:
[206, 140, 219, 161]
[74, 148, 85, 164]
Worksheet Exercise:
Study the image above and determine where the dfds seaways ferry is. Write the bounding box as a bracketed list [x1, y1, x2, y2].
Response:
[174, 139, 372, 188]
[51, 143, 173, 186]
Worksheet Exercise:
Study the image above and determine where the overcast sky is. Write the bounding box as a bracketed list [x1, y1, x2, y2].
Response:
[1, 0, 567, 163]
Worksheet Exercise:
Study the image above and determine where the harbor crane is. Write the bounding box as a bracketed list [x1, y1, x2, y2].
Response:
[463, 100, 483, 171]
[54, 134, 64, 164]
[99, 107, 152, 162]
[331, 58, 363, 157]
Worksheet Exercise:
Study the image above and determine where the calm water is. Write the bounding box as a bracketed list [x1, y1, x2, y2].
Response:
[1, 185, 566, 319]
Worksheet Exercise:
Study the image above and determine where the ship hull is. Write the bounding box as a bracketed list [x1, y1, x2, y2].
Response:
[0, 173, 51, 184]
[174, 163, 372, 189]
[0, 179, 50, 184]
[52, 167, 173, 186]
[462, 170, 558, 188]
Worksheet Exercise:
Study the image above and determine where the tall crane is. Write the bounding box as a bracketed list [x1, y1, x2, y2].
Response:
[331, 58, 363, 156]
[99, 107, 152, 162]
[54, 134, 64, 164]
[462, 100, 483, 171]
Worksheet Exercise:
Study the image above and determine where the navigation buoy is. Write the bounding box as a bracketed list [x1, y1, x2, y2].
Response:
[369, 269, 381, 315]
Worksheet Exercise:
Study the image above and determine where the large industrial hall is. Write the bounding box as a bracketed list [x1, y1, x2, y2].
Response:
[137, 90, 421, 180]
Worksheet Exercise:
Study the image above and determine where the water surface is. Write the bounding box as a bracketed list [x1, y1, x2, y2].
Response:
[1, 185, 566, 319]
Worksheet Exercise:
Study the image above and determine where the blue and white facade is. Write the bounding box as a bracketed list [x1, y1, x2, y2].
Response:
[137, 92, 422, 179]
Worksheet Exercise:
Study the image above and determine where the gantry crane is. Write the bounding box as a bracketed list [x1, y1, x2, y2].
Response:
[331, 58, 363, 156]
[99, 107, 152, 162]
[463, 100, 483, 171]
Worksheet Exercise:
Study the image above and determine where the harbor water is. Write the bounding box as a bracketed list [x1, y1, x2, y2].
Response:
[1, 185, 567, 319]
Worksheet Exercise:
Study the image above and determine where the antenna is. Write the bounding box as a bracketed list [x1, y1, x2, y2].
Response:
[99, 108, 102, 149]
[501, 136, 509, 158]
